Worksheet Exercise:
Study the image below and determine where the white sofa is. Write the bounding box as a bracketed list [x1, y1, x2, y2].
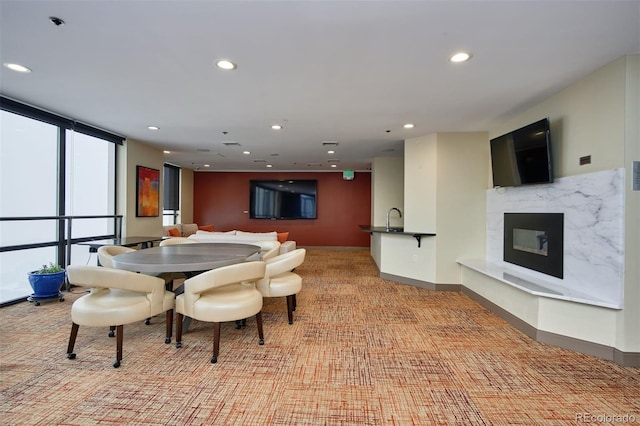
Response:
[163, 224, 296, 254]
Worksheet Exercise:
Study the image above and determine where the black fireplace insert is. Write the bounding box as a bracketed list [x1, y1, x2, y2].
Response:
[504, 213, 564, 279]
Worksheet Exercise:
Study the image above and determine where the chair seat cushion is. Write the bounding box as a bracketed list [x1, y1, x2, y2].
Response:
[176, 284, 263, 323]
[72, 289, 155, 326]
[265, 272, 302, 298]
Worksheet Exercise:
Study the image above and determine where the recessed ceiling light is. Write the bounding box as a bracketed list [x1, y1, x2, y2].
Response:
[271, 125, 282, 130]
[163, 150, 171, 154]
[243, 151, 250, 155]
[331, 164, 337, 168]
[449, 52, 471, 63]
[147, 126, 159, 130]
[216, 59, 236, 70]
[403, 123, 415, 129]
[266, 164, 273, 168]
[204, 164, 210, 168]
[4, 63, 32, 73]
[327, 150, 335, 154]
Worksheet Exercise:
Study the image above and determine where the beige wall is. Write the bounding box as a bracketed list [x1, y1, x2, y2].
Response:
[490, 56, 628, 178]
[404, 134, 437, 232]
[621, 55, 639, 352]
[434, 132, 489, 283]
[480, 55, 639, 354]
[119, 138, 164, 237]
[374, 132, 489, 283]
[372, 55, 638, 356]
[179, 168, 194, 224]
[371, 157, 404, 227]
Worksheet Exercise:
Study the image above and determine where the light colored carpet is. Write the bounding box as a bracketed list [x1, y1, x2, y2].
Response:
[1, 249, 638, 425]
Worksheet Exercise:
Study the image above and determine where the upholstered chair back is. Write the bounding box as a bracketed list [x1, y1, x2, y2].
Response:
[97, 245, 136, 268]
[159, 237, 198, 246]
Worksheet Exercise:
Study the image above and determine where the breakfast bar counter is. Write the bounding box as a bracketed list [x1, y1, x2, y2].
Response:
[359, 225, 435, 247]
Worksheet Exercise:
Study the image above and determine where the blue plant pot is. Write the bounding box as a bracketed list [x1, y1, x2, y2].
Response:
[27, 270, 66, 298]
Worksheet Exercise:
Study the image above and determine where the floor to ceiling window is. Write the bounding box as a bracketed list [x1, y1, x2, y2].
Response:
[0, 97, 121, 305]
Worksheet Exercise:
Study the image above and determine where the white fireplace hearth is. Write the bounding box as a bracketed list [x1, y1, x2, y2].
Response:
[460, 168, 624, 309]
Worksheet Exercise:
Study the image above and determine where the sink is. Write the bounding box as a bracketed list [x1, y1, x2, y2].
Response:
[386, 227, 404, 232]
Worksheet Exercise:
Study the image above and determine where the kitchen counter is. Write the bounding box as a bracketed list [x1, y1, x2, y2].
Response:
[359, 225, 435, 247]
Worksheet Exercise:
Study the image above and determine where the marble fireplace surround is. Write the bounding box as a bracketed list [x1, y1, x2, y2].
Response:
[461, 168, 624, 309]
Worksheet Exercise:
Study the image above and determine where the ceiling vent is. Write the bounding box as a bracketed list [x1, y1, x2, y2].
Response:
[307, 163, 323, 167]
[222, 141, 241, 146]
[253, 159, 266, 163]
[327, 159, 340, 163]
[322, 141, 338, 146]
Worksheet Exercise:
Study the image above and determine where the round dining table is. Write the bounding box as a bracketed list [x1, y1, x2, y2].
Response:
[111, 242, 261, 333]
[111, 243, 260, 274]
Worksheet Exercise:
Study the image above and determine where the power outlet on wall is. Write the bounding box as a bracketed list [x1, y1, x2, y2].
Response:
[579, 155, 591, 165]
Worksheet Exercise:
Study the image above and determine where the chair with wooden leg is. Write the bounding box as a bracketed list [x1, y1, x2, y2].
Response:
[175, 261, 266, 364]
[255, 248, 306, 325]
[97, 245, 169, 330]
[65, 265, 175, 368]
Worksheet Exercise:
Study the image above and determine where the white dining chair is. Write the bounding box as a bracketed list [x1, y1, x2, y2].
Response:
[175, 261, 267, 364]
[255, 248, 306, 324]
[65, 265, 175, 368]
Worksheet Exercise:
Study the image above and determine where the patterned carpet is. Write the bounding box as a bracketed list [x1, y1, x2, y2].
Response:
[1, 249, 638, 425]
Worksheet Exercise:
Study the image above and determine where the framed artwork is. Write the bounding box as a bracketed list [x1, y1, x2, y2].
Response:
[136, 165, 160, 217]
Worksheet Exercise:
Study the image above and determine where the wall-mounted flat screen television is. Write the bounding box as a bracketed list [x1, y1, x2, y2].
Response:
[249, 180, 317, 219]
[490, 118, 554, 188]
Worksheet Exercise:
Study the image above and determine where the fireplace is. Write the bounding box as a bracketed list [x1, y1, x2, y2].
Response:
[504, 213, 564, 279]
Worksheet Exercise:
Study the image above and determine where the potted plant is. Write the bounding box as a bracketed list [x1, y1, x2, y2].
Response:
[27, 262, 66, 305]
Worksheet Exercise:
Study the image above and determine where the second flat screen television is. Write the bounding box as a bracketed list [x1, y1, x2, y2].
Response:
[249, 180, 317, 219]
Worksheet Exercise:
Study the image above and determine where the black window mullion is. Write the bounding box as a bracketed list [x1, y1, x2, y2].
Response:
[57, 128, 66, 267]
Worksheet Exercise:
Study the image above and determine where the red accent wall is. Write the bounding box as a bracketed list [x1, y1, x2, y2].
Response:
[193, 172, 371, 247]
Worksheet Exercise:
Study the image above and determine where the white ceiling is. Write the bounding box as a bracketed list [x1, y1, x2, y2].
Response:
[1, 1, 639, 171]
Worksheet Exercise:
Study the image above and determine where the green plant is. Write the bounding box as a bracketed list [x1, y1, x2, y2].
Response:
[34, 262, 64, 274]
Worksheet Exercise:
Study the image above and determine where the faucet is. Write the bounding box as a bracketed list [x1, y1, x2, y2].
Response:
[386, 207, 402, 230]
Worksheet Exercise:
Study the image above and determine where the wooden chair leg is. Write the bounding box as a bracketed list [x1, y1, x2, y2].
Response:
[165, 309, 173, 344]
[165, 279, 174, 292]
[176, 313, 183, 348]
[66, 322, 79, 359]
[293, 294, 297, 311]
[256, 311, 265, 345]
[114, 325, 123, 368]
[108, 325, 115, 337]
[286, 295, 295, 324]
[211, 322, 221, 364]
